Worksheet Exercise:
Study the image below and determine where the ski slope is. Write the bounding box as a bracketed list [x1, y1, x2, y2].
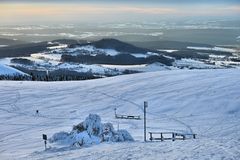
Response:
[0, 69, 240, 159]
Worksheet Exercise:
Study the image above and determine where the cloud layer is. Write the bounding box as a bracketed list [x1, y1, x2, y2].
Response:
[0, 1, 239, 24]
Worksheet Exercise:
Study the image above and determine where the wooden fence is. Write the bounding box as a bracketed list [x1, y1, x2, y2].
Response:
[149, 132, 196, 141]
[115, 114, 141, 120]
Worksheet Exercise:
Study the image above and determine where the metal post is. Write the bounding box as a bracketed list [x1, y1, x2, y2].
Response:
[114, 108, 117, 118]
[172, 133, 175, 141]
[117, 121, 119, 131]
[42, 134, 47, 150]
[44, 140, 47, 150]
[193, 134, 196, 139]
[144, 101, 148, 142]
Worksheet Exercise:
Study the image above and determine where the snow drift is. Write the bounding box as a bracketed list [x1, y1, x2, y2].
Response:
[49, 114, 134, 147]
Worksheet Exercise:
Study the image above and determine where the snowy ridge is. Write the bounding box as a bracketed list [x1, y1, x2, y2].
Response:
[0, 69, 240, 159]
[0, 64, 27, 76]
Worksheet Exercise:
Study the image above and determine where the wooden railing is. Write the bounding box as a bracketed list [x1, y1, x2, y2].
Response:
[149, 132, 196, 141]
[115, 114, 141, 120]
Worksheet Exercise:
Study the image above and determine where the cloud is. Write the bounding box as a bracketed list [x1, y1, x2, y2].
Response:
[1, 0, 240, 4]
[119, 7, 176, 14]
[0, 4, 177, 17]
[0, 2, 239, 24]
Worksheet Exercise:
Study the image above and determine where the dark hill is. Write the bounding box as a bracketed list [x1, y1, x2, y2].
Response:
[91, 39, 149, 53]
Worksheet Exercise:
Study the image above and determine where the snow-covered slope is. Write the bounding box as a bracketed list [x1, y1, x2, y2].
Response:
[0, 64, 26, 76]
[0, 69, 240, 159]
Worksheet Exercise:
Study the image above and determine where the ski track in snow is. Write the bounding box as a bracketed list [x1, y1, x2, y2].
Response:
[0, 69, 240, 159]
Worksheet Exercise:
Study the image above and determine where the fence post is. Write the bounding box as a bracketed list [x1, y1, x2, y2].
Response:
[193, 134, 196, 139]
[150, 132, 152, 141]
[183, 135, 185, 140]
[144, 101, 148, 142]
[172, 133, 175, 141]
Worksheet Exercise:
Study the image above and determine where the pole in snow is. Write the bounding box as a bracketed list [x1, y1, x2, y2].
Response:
[117, 121, 119, 131]
[42, 134, 47, 150]
[114, 108, 117, 118]
[144, 101, 148, 142]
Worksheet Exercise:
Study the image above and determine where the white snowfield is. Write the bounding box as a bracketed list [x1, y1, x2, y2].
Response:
[187, 46, 236, 53]
[0, 69, 240, 160]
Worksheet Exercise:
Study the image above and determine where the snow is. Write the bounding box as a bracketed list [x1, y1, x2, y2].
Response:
[136, 63, 173, 71]
[0, 58, 12, 65]
[101, 63, 172, 72]
[0, 64, 26, 76]
[66, 45, 119, 56]
[0, 45, 8, 48]
[158, 49, 178, 53]
[47, 44, 68, 50]
[31, 53, 62, 61]
[209, 55, 226, 59]
[131, 54, 148, 58]
[98, 49, 119, 56]
[101, 64, 148, 70]
[131, 52, 165, 58]
[147, 52, 159, 56]
[187, 46, 236, 53]
[0, 69, 240, 159]
[72, 45, 95, 52]
[57, 63, 118, 75]
[174, 58, 221, 69]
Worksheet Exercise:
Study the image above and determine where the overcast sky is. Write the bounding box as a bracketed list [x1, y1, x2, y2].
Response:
[0, 0, 239, 24]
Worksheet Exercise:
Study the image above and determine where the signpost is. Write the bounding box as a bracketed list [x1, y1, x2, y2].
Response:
[42, 134, 47, 150]
[144, 101, 148, 142]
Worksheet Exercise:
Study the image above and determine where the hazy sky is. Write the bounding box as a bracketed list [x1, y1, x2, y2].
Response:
[0, 0, 240, 24]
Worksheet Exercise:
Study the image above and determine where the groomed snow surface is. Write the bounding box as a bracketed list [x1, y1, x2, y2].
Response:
[0, 69, 240, 159]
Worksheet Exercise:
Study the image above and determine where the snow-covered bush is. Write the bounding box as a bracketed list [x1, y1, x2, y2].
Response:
[116, 129, 134, 141]
[73, 122, 85, 133]
[72, 131, 101, 147]
[83, 114, 102, 136]
[102, 123, 115, 142]
[49, 114, 134, 147]
[49, 131, 72, 144]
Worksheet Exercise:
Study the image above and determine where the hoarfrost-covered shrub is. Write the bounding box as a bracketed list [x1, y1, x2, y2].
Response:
[102, 123, 114, 132]
[83, 114, 102, 136]
[73, 122, 85, 133]
[49, 131, 72, 144]
[116, 129, 134, 141]
[49, 114, 134, 148]
[73, 131, 101, 146]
